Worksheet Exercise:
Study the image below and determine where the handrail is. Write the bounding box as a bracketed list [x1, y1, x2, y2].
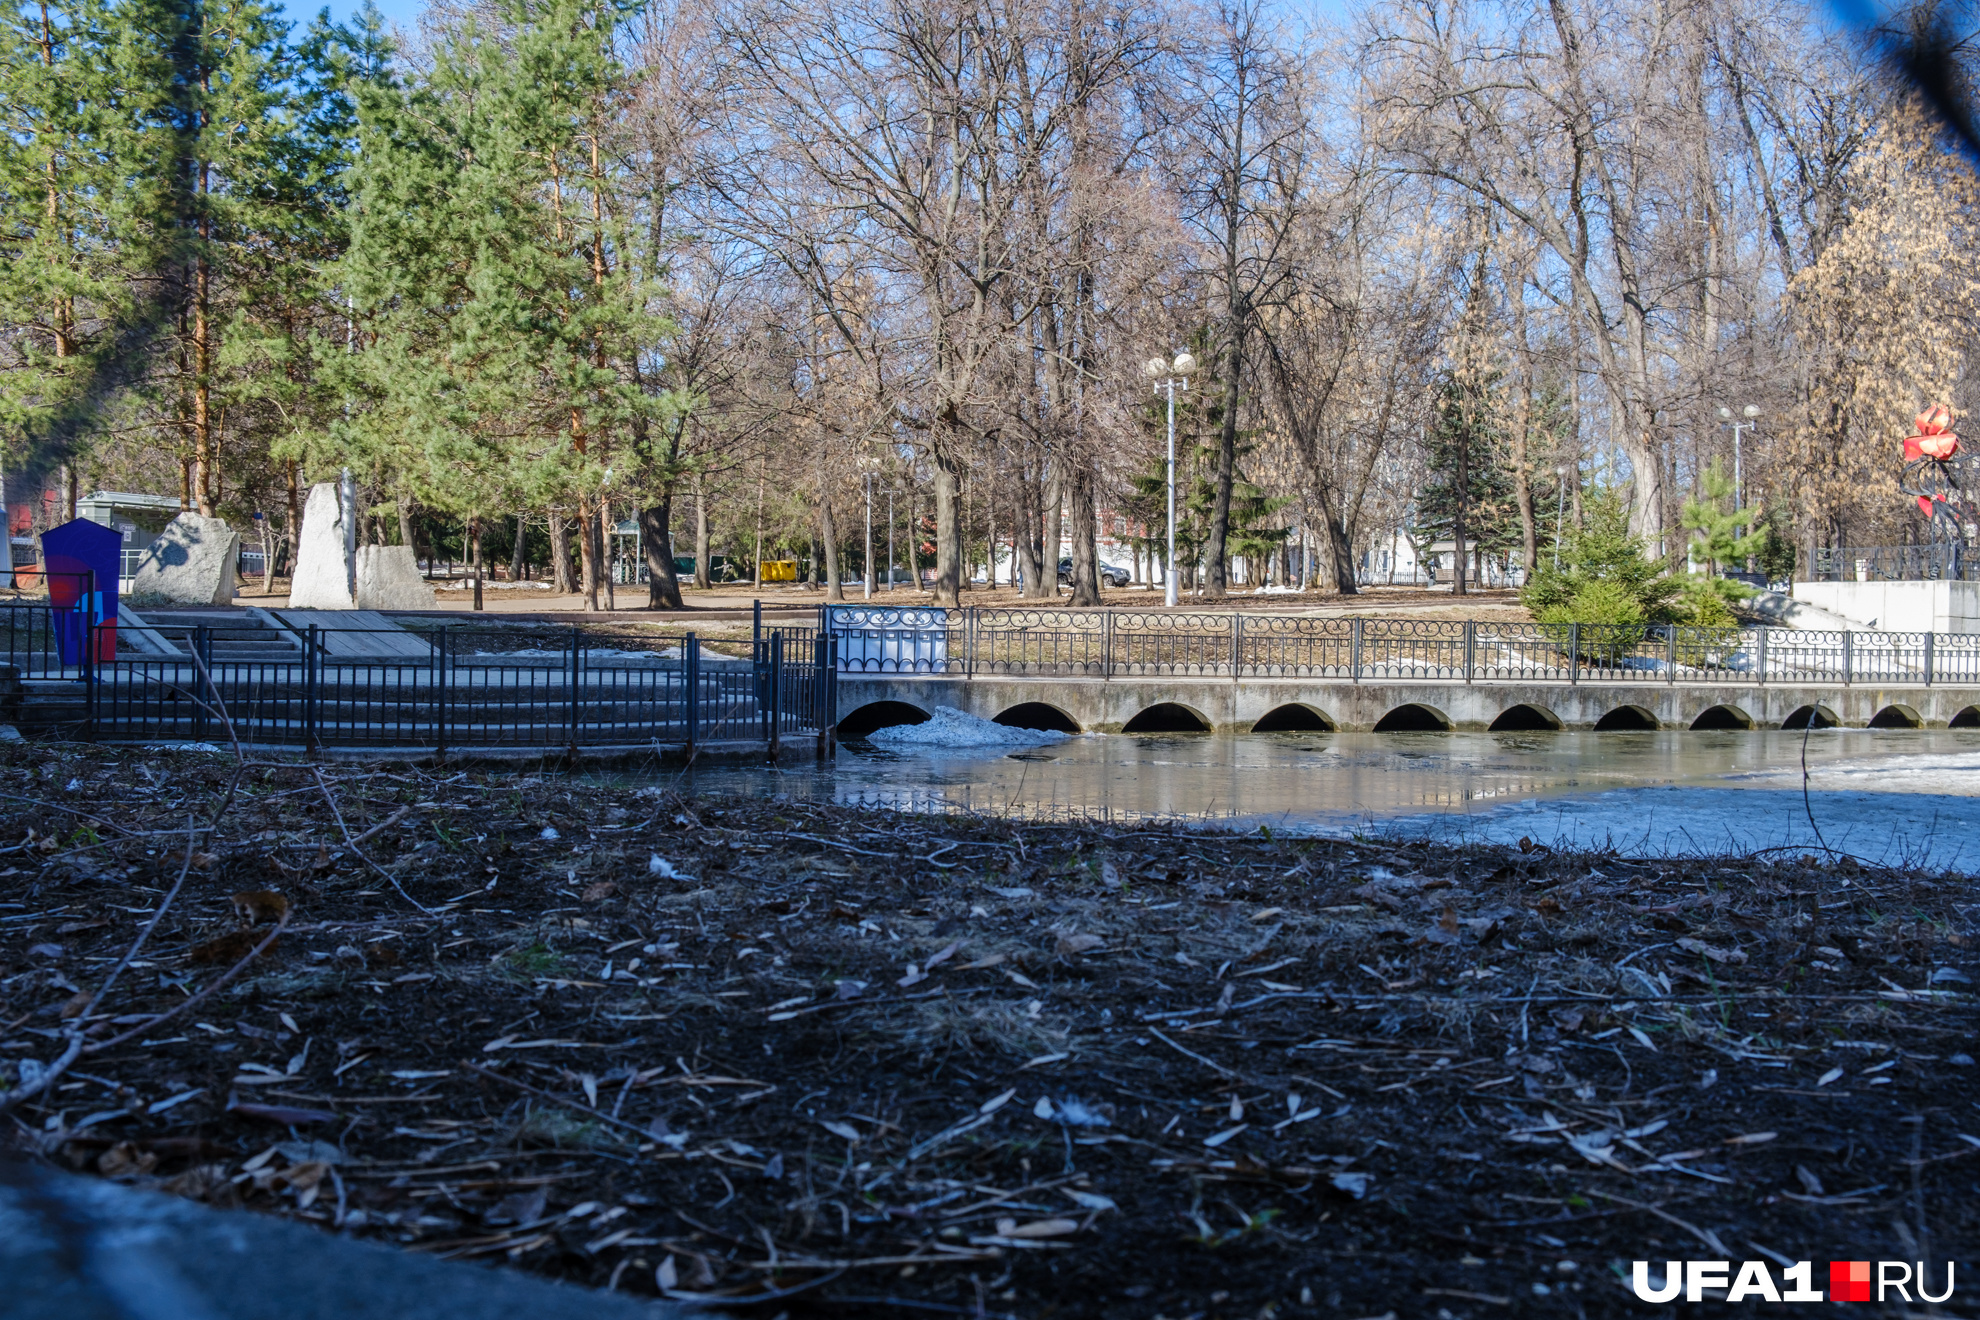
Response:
[822, 605, 1980, 686]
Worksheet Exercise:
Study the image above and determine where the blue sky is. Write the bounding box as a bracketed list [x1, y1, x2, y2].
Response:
[295, 0, 1364, 43]
[302, 0, 424, 37]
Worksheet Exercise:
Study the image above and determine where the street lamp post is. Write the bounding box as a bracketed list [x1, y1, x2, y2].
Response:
[1141, 351, 1199, 608]
[1717, 404, 1761, 520]
[886, 484, 895, 593]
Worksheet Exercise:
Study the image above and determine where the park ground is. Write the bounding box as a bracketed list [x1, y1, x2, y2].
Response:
[231, 577, 1537, 625]
[2, 746, 1974, 1318]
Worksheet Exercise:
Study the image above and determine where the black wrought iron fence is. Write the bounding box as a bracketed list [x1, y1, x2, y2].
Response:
[823, 606, 1980, 687]
[2, 602, 835, 751]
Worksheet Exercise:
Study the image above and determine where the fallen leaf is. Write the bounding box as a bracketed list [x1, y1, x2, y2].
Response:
[489, 1187, 547, 1225]
[1063, 1190, 1117, 1212]
[1329, 1170, 1373, 1199]
[98, 1142, 157, 1178]
[979, 1088, 1017, 1114]
[581, 881, 617, 901]
[896, 964, 926, 988]
[655, 1256, 679, 1290]
[1678, 937, 1748, 965]
[995, 1217, 1080, 1239]
[834, 979, 867, 1000]
[228, 1101, 338, 1126]
[1626, 1026, 1657, 1051]
[1817, 1067, 1844, 1087]
[1725, 1131, 1777, 1146]
[1204, 1124, 1247, 1148]
[923, 940, 961, 969]
[1250, 908, 1283, 922]
[1021, 1052, 1071, 1069]
[1056, 932, 1104, 957]
[819, 1119, 861, 1142]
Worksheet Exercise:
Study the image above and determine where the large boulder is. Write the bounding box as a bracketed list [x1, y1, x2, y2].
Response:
[287, 483, 354, 610]
[356, 544, 436, 610]
[0, 1154, 675, 1320]
[128, 513, 239, 606]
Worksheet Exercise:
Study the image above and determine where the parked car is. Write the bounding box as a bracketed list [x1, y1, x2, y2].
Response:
[1056, 557, 1131, 588]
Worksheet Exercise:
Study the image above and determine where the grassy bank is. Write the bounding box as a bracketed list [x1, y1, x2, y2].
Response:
[2, 745, 1974, 1317]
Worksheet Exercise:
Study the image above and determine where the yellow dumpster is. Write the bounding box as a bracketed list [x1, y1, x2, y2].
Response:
[760, 560, 798, 582]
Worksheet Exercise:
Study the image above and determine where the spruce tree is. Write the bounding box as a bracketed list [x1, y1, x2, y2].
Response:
[339, 0, 662, 610]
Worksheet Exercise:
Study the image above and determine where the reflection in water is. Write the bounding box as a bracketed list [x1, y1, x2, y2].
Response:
[676, 730, 1980, 868]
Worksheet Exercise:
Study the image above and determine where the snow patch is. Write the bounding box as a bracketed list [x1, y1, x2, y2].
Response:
[868, 705, 1072, 749]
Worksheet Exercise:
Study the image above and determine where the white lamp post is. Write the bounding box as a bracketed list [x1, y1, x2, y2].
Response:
[1142, 350, 1198, 608]
[1717, 404, 1760, 513]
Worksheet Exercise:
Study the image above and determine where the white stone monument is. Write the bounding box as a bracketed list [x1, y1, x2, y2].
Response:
[356, 545, 436, 610]
[129, 513, 239, 606]
[287, 483, 355, 609]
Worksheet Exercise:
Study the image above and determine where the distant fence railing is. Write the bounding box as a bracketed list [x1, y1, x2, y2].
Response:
[2, 602, 836, 752]
[825, 606, 1980, 687]
[1810, 544, 1980, 582]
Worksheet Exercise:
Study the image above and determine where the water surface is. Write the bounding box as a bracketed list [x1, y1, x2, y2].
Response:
[678, 729, 1980, 870]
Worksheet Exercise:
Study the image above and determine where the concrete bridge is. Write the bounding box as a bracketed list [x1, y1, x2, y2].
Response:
[826, 607, 1980, 736]
[838, 674, 1980, 735]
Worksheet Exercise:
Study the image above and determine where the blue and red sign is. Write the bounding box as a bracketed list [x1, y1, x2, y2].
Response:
[39, 518, 120, 664]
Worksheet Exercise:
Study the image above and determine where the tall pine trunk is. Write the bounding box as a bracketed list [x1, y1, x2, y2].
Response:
[549, 510, 575, 592]
[642, 499, 682, 608]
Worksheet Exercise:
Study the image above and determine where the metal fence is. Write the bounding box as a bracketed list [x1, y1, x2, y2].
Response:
[1810, 544, 1980, 582]
[825, 606, 1980, 686]
[2, 603, 836, 752]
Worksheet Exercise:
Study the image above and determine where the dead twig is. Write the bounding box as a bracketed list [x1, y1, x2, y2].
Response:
[314, 768, 434, 914]
[1148, 1028, 1242, 1079]
[84, 910, 291, 1056]
[0, 818, 199, 1114]
[459, 1060, 656, 1142]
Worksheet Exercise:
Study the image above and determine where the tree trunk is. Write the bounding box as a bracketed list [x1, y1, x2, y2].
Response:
[1013, 463, 1043, 596]
[470, 517, 484, 611]
[641, 499, 683, 608]
[549, 510, 575, 593]
[599, 502, 615, 610]
[1066, 459, 1100, 606]
[576, 495, 599, 611]
[509, 513, 526, 580]
[693, 475, 712, 589]
[820, 493, 842, 602]
[930, 450, 963, 606]
[1040, 458, 1062, 599]
[1204, 344, 1239, 600]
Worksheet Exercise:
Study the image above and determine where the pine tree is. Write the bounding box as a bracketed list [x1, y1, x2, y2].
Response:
[0, 0, 159, 504]
[339, 0, 663, 610]
[1417, 373, 1520, 581]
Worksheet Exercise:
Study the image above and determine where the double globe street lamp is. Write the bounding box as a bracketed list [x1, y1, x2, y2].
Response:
[1142, 351, 1198, 607]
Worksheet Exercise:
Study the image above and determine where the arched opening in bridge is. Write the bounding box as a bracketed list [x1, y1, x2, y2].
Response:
[1869, 704, 1924, 729]
[1782, 704, 1840, 730]
[1690, 704, 1755, 731]
[1595, 705, 1660, 731]
[837, 700, 930, 739]
[1251, 703, 1336, 733]
[1488, 703, 1563, 732]
[1373, 703, 1453, 732]
[1122, 703, 1212, 734]
[994, 702, 1081, 733]
[1952, 706, 1980, 728]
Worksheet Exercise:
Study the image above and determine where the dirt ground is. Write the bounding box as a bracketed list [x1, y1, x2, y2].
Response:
[226, 578, 1535, 622]
[3, 745, 1975, 1318]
